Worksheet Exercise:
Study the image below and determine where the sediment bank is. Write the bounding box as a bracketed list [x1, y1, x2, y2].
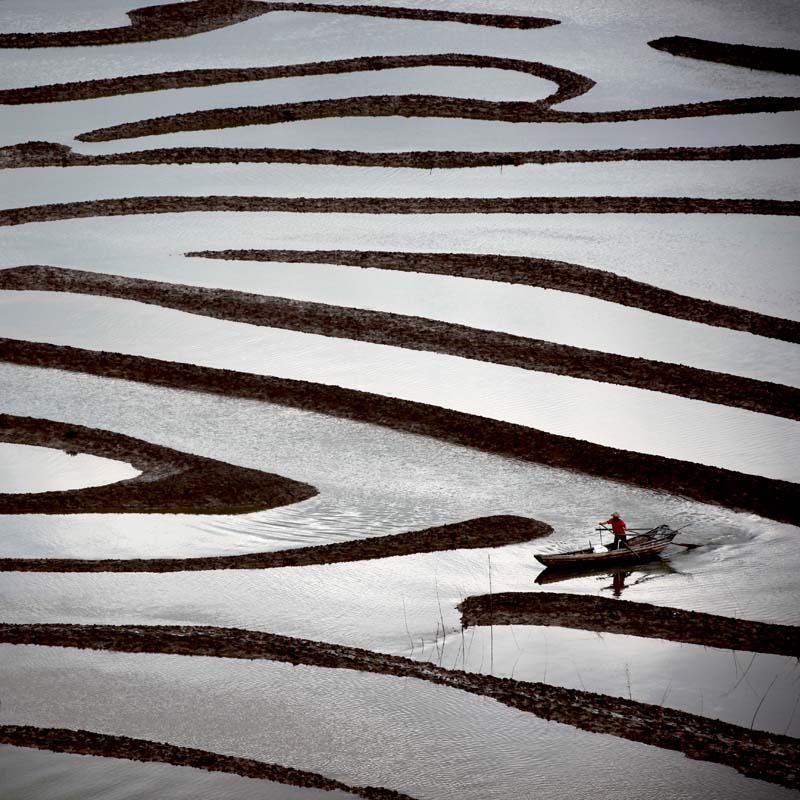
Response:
[3, 141, 799, 170]
[0, 725, 412, 800]
[2, 266, 796, 420]
[0, 53, 589, 106]
[458, 592, 800, 657]
[649, 36, 800, 76]
[0, 0, 556, 48]
[76, 95, 800, 142]
[0, 515, 550, 572]
[1, 196, 796, 228]
[1, 339, 797, 524]
[1, 623, 797, 788]
[0, 413, 315, 514]
[190, 248, 800, 343]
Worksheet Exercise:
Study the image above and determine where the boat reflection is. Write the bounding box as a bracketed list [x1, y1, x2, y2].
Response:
[535, 559, 677, 597]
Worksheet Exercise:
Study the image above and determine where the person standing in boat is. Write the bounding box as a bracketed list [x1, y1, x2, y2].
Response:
[601, 512, 628, 549]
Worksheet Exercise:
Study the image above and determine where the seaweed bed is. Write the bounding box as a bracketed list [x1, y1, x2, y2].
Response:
[2, 266, 796, 419]
[1, 339, 798, 525]
[2, 141, 799, 170]
[0, 413, 316, 514]
[1, 623, 797, 788]
[189, 248, 800, 343]
[0, 515, 550, 572]
[0, 196, 796, 229]
[0, 724, 412, 800]
[458, 592, 800, 657]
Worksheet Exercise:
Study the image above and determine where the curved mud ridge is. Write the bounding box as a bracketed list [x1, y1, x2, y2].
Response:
[3, 141, 800, 170]
[649, 36, 800, 76]
[1, 196, 796, 228]
[458, 592, 800, 658]
[0, 725, 413, 800]
[0, 53, 589, 106]
[76, 95, 800, 143]
[190, 248, 800, 344]
[0, 515, 550, 573]
[3, 266, 797, 420]
[0, 413, 315, 514]
[0, 0, 556, 48]
[1, 623, 797, 788]
[1, 339, 798, 525]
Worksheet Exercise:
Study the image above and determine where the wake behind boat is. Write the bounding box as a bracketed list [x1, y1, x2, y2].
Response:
[535, 524, 680, 570]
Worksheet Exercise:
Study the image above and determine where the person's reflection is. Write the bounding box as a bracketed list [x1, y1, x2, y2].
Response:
[610, 570, 632, 597]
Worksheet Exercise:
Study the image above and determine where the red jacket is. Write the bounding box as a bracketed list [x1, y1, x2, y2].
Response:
[605, 517, 627, 534]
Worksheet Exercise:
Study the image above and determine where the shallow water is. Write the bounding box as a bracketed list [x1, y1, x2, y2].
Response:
[3, 211, 796, 321]
[0, 744, 356, 800]
[1, 362, 798, 630]
[3, 161, 800, 206]
[68, 111, 800, 156]
[0, 442, 140, 493]
[1, 0, 797, 106]
[2, 291, 798, 480]
[1, 645, 796, 800]
[0, 0, 798, 796]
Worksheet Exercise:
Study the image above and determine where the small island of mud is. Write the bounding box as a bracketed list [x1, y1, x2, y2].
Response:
[188, 248, 800, 344]
[649, 36, 800, 76]
[0, 515, 550, 573]
[0, 413, 315, 514]
[0, 196, 796, 229]
[2, 141, 799, 171]
[0, 725, 414, 800]
[458, 592, 799, 658]
[0, 0, 557, 49]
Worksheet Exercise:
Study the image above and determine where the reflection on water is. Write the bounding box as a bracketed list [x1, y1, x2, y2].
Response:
[535, 559, 677, 596]
[0, 442, 140, 494]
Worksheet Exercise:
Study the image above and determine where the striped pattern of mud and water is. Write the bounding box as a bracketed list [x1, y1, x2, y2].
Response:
[1, 2, 799, 798]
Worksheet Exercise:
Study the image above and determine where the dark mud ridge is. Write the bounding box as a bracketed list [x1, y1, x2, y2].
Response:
[458, 592, 799, 658]
[0, 0, 559, 48]
[650, 36, 800, 76]
[1, 196, 796, 229]
[0, 53, 589, 107]
[3, 141, 800, 170]
[2, 266, 796, 420]
[0, 515, 549, 573]
[1, 623, 798, 788]
[0, 0, 556, 48]
[0, 725, 412, 800]
[76, 95, 800, 143]
[1, 340, 798, 525]
[191, 248, 800, 344]
[0, 413, 315, 514]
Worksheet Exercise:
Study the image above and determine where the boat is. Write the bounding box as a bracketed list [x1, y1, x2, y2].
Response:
[534, 525, 678, 570]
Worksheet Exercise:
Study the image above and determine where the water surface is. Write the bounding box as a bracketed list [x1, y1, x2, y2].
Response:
[0, 442, 140, 493]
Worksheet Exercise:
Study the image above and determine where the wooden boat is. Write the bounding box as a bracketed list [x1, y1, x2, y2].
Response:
[534, 525, 678, 570]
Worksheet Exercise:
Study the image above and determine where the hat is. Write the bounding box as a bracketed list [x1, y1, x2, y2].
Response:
[612, 512, 620, 517]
